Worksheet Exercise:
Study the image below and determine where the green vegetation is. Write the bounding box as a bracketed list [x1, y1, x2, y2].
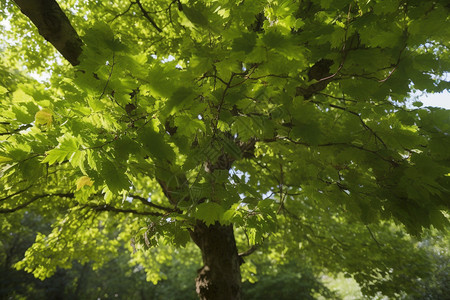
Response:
[1, 0, 449, 298]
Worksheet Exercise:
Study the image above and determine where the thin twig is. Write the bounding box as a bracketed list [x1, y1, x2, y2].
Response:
[109, 1, 136, 23]
[312, 101, 387, 148]
[136, 0, 162, 32]
[317, 3, 352, 82]
[0, 124, 32, 136]
[98, 53, 116, 101]
[366, 225, 382, 249]
[276, 163, 285, 214]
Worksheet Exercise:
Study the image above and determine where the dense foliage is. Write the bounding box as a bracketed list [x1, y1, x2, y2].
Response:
[1, 213, 337, 300]
[2, 216, 449, 299]
[1, 0, 449, 298]
[0, 212, 200, 299]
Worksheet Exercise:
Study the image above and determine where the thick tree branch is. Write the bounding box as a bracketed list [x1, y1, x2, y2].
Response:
[296, 59, 334, 99]
[0, 192, 74, 213]
[0, 191, 166, 217]
[14, 0, 83, 66]
[130, 194, 182, 213]
[238, 245, 258, 258]
[87, 204, 164, 216]
[0, 186, 33, 203]
[0, 124, 33, 136]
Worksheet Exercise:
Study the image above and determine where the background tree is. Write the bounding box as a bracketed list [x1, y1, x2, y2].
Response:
[1, 0, 449, 299]
[2, 211, 449, 299]
[0, 210, 201, 300]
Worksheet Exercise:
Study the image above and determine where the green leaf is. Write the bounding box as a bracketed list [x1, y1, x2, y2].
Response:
[69, 150, 86, 174]
[195, 202, 225, 226]
[0, 155, 12, 164]
[174, 115, 205, 136]
[12, 89, 33, 103]
[165, 87, 194, 114]
[114, 136, 140, 161]
[138, 125, 175, 162]
[183, 5, 208, 27]
[232, 32, 257, 54]
[76, 176, 94, 190]
[101, 160, 130, 194]
[173, 228, 191, 247]
[42, 134, 80, 165]
[35, 108, 53, 127]
[221, 203, 239, 223]
[221, 136, 241, 160]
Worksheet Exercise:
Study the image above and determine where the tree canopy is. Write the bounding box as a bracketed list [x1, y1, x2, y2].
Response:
[1, 0, 449, 299]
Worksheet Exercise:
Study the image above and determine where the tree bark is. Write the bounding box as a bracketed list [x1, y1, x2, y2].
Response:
[190, 221, 242, 300]
[13, 0, 83, 66]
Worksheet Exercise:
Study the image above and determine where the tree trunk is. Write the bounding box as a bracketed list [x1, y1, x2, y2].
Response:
[190, 221, 242, 300]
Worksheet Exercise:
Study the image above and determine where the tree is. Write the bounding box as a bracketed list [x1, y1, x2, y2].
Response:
[1, 0, 449, 299]
[0, 210, 201, 299]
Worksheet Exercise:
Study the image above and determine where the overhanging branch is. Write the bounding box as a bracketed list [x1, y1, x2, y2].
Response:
[238, 245, 258, 258]
[0, 186, 33, 203]
[86, 203, 165, 216]
[130, 194, 182, 213]
[14, 0, 83, 66]
[0, 192, 74, 213]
